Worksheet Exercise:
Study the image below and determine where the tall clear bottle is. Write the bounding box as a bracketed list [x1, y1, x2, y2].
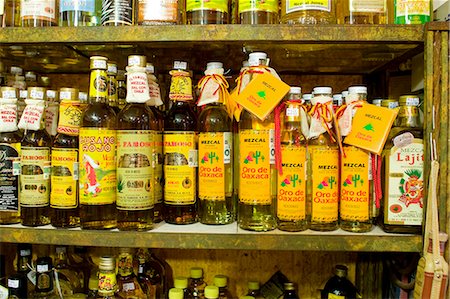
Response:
[51, 88, 81, 228]
[20, 0, 58, 26]
[339, 86, 373, 233]
[0, 88, 21, 224]
[164, 61, 198, 225]
[59, 0, 100, 26]
[238, 52, 277, 232]
[281, 0, 335, 24]
[277, 87, 309, 232]
[307, 87, 339, 231]
[198, 62, 234, 225]
[238, 0, 277, 24]
[343, 0, 387, 24]
[186, 0, 229, 24]
[116, 55, 155, 231]
[18, 87, 52, 227]
[79, 56, 117, 230]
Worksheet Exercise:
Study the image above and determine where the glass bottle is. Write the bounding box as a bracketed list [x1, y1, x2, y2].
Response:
[164, 61, 198, 225]
[34, 256, 54, 298]
[116, 55, 155, 231]
[54, 246, 83, 296]
[44, 90, 59, 138]
[394, 0, 431, 24]
[283, 282, 299, 299]
[213, 275, 232, 299]
[281, 0, 335, 24]
[59, 0, 100, 26]
[51, 88, 81, 228]
[205, 286, 219, 299]
[321, 265, 358, 299]
[238, 52, 277, 232]
[238, 0, 277, 24]
[339, 86, 373, 233]
[0, 89, 21, 224]
[116, 249, 146, 299]
[19, 87, 52, 227]
[69, 246, 95, 293]
[136, 248, 167, 299]
[188, 268, 206, 299]
[198, 62, 235, 225]
[107, 62, 120, 114]
[174, 277, 191, 298]
[3, 0, 21, 26]
[169, 288, 185, 299]
[101, 0, 134, 25]
[307, 87, 339, 232]
[117, 70, 127, 110]
[137, 0, 178, 25]
[79, 56, 117, 230]
[246, 281, 263, 299]
[20, 0, 58, 26]
[277, 87, 309, 232]
[186, 0, 228, 24]
[343, 0, 387, 24]
[7, 272, 28, 299]
[381, 95, 423, 234]
[97, 256, 117, 299]
[9, 244, 33, 298]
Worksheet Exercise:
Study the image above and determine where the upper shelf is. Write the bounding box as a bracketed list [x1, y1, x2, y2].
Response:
[0, 25, 425, 74]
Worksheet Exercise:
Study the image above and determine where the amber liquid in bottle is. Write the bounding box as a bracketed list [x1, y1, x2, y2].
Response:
[3, 0, 21, 26]
[150, 106, 164, 223]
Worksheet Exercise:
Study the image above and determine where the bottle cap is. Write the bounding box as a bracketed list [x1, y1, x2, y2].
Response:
[248, 52, 267, 66]
[39, 76, 51, 87]
[213, 275, 228, 287]
[1, 87, 18, 99]
[89, 56, 108, 70]
[128, 55, 147, 67]
[348, 86, 367, 95]
[335, 265, 348, 278]
[283, 282, 295, 291]
[99, 256, 115, 271]
[302, 94, 312, 101]
[206, 62, 223, 70]
[205, 286, 219, 298]
[333, 94, 343, 102]
[146, 63, 155, 74]
[312, 87, 332, 95]
[247, 281, 260, 290]
[190, 267, 203, 279]
[25, 71, 37, 82]
[371, 98, 383, 106]
[107, 63, 118, 75]
[289, 86, 301, 95]
[59, 88, 80, 101]
[27, 87, 47, 100]
[168, 288, 184, 299]
[381, 99, 398, 109]
[342, 90, 349, 98]
[174, 276, 188, 289]
[399, 95, 420, 106]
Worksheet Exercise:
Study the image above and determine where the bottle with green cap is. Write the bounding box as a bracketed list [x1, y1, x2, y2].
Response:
[188, 267, 206, 299]
[205, 286, 219, 299]
[246, 281, 263, 299]
[213, 275, 232, 299]
[169, 288, 185, 299]
[174, 276, 192, 298]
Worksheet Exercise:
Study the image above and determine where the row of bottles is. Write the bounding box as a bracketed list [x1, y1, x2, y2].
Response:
[0, 0, 433, 26]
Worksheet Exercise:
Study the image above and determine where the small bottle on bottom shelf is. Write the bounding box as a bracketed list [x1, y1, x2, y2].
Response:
[116, 248, 146, 298]
[321, 265, 358, 299]
[188, 267, 206, 299]
[238, 0, 278, 24]
[186, 0, 229, 24]
[246, 281, 263, 299]
[283, 282, 299, 299]
[213, 275, 232, 299]
[281, 0, 335, 24]
[169, 288, 185, 299]
[136, 248, 167, 298]
[205, 286, 219, 299]
[8, 244, 33, 298]
[54, 246, 83, 295]
[97, 256, 117, 299]
[174, 276, 192, 298]
[34, 256, 54, 298]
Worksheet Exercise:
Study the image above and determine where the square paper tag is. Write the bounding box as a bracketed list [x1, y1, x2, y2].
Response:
[344, 103, 399, 155]
[235, 72, 290, 121]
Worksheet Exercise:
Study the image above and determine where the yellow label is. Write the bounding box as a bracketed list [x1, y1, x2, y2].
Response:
[239, 0, 278, 13]
[117, 130, 154, 210]
[340, 146, 371, 222]
[117, 252, 134, 277]
[235, 73, 290, 121]
[310, 146, 339, 222]
[187, 0, 228, 12]
[50, 148, 78, 209]
[98, 272, 117, 293]
[199, 132, 232, 201]
[277, 146, 306, 221]
[239, 130, 272, 205]
[344, 103, 398, 155]
[57, 100, 82, 136]
[20, 147, 51, 207]
[328, 294, 345, 299]
[154, 132, 163, 204]
[163, 132, 197, 205]
[286, 0, 331, 13]
[89, 69, 108, 98]
[79, 128, 116, 205]
[169, 71, 193, 101]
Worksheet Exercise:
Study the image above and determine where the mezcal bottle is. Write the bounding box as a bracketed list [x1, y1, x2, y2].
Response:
[79, 56, 117, 230]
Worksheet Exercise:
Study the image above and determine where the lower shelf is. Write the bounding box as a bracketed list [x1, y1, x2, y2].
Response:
[0, 223, 422, 252]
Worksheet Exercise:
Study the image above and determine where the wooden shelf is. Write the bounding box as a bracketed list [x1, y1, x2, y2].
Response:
[0, 223, 422, 252]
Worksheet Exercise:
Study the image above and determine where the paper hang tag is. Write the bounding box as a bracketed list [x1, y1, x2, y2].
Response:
[338, 104, 355, 137]
[147, 74, 164, 107]
[0, 98, 19, 133]
[18, 99, 45, 131]
[235, 72, 290, 121]
[126, 66, 150, 104]
[197, 69, 225, 107]
[169, 70, 193, 101]
[343, 103, 399, 155]
[308, 96, 333, 140]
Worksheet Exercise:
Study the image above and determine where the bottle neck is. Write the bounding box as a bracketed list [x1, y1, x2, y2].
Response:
[396, 105, 421, 128]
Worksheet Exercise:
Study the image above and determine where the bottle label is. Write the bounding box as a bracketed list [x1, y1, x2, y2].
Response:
[169, 71, 193, 101]
[18, 100, 45, 131]
[20, 147, 51, 208]
[21, 0, 56, 21]
[395, 0, 430, 24]
[285, 0, 331, 14]
[50, 148, 78, 209]
[384, 139, 423, 225]
[154, 132, 163, 204]
[57, 100, 82, 136]
[277, 146, 306, 221]
[186, 0, 228, 13]
[45, 103, 59, 136]
[60, 0, 96, 13]
[117, 252, 134, 276]
[310, 146, 339, 222]
[328, 294, 346, 299]
[79, 128, 116, 205]
[239, 130, 272, 205]
[198, 132, 232, 201]
[89, 70, 108, 98]
[340, 146, 371, 222]
[117, 130, 154, 210]
[101, 0, 134, 25]
[0, 143, 20, 211]
[138, 0, 178, 22]
[239, 0, 277, 13]
[0, 99, 18, 132]
[163, 132, 197, 205]
[398, 106, 419, 117]
[350, 0, 385, 12]
[98, 272, 117, 293]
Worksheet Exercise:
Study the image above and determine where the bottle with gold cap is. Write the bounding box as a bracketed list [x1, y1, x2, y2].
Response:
[197, 61, 234, 225]
[18, 86, 52, 226]
[107, 62, 120, 114]
[188, 267, 206, 299]
[79, 56, 117, 230]
[116, 55, 156, 231]
[116, 248, 146, 298]
[164, 61, 198, 225]
[205, 286, 219, 299]
[97, 256, 117, 299]
[0, 87, 21, 224]
[381, 95, 423, 234]
[50, 88, 82, 228]
[169, 288, 185, 299]
[213, 275, 232, 299]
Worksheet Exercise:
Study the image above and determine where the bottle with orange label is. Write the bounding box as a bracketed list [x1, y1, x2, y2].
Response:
[238, 52, 277, 231]
[79, 56, 117, 230]
[197, 62, 235, 225]
[116, 55, 156, 231]
[164, 61, 198, 225]
[307, 87, 339, 231]
[50, 88, 81, 228]
[276, 87, 309, 232]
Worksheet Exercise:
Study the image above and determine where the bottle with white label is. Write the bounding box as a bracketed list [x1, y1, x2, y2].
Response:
[281, 0, 335, 24]
[20, 0, 58, 26]
[59, 0, 101, 26]
[381, 95, 423, 234]
[238, 52, 277, 232]
[197, 62, 235, 225]
[116, 248, 146, 299]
